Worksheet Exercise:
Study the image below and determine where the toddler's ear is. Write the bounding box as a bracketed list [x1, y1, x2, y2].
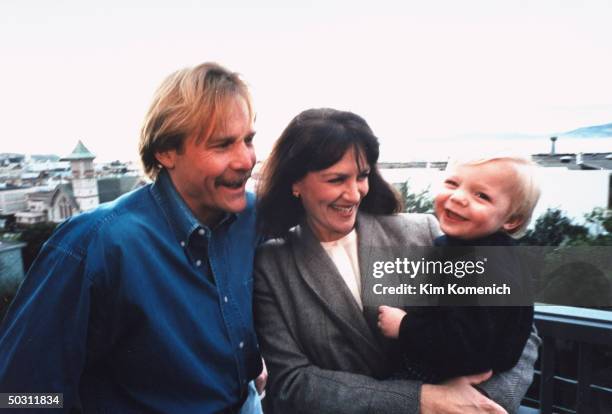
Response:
[503, 214, 523, 233]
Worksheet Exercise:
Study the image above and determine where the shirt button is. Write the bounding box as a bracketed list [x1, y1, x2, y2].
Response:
[180, 241, 185, 247]
[239, 341, 244, 349]
[224, 296, 228, 303]
[195, 260, 202, 267]
[198, 228, 205, 236]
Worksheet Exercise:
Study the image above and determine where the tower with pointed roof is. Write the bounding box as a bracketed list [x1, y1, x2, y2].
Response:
[60, 140, 99, 211]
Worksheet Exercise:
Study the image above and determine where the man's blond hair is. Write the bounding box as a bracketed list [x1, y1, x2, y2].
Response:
[139, 62, 253, 179]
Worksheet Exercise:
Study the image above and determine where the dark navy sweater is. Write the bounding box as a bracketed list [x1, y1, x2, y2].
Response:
[395, 232, 533, 383]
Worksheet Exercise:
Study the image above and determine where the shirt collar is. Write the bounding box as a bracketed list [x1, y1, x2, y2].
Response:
[151, 169, 236, 246]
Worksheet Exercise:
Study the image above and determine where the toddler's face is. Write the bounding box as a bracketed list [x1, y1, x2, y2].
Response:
[434, 160, 521, 239]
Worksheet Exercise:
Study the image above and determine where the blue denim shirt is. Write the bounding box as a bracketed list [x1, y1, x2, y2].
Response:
[0, 170, 262, 413]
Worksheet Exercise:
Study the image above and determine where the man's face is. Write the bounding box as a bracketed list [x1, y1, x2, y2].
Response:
[157, 96, 256, 226]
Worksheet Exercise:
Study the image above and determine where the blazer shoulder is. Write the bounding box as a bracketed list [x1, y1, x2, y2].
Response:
[257, 237, 287, 251]
[363, 212, 441, 245]
[256, 237, 291, 263]
[399, 213, 441, 237]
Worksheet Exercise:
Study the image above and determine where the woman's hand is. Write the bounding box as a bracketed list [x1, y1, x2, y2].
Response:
[420, 371, 508, 414]
[255, 358, 268, 395]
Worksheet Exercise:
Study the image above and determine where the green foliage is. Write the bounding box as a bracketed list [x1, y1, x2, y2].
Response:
[520, 208, 612, 308]
[582, 207, 612, 245]
[537, 259, 612, 307]
[520, 208, 589, 246]
[520, 207, 612, 246]
[399, 182, 434, 214]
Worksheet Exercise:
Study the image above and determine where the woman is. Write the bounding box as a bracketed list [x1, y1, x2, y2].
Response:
[254, 108, 539, 413]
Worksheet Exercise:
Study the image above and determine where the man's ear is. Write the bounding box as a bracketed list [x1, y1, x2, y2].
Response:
[155, 150, 176, 170]
[503, 214, 523, 233]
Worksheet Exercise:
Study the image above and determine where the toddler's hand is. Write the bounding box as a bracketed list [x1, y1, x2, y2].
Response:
[377, 305, 407, 338]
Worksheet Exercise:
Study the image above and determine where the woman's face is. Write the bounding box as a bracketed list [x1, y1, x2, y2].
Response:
[292, 148, 370, 242]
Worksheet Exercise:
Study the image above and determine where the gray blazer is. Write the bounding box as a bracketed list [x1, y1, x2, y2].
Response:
[254, 212, 540, 414]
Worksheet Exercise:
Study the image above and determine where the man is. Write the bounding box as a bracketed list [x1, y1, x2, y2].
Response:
[0, 63, 264, 413]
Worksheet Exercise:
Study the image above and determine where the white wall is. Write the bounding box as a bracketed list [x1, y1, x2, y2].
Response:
[0, 188, 32, 214]
[533, 168, 610, 223]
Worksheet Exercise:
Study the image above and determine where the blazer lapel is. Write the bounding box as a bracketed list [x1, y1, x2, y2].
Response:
[290, 223, 384, 359]
[356, 213, 396, 337]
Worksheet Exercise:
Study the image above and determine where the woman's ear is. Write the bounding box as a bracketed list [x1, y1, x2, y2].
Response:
[503, 214, 524, 233]
[292, 181, 302, 199]
[155, 150, 176, 170]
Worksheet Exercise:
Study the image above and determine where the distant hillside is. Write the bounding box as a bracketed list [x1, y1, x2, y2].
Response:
[452, 122, 612, 142]
[560, 122, 612, 138]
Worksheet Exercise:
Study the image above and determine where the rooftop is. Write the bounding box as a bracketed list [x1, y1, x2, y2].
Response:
[60, 140, 96, 161]
[532, 152, 612, 170]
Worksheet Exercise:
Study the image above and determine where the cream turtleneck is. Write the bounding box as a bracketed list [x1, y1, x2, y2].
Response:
[320, 229, 362, 309]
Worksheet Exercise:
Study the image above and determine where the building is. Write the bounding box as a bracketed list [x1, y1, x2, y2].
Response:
[531, 152, 612, 218]
[15, 177, 142, 225]
[0, 186, 36, 215]
[14, 141, 145, 225]
[15, 185, 78, 225]
[59, 140, 100, 211]
[532, 152, 612, 171]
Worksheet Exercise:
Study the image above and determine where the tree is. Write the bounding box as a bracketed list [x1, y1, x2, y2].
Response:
[399, 182, 434, 214]
[583, 207, 612, 245]
[520, 208, 589, 246]
[520, 208, 612, 308]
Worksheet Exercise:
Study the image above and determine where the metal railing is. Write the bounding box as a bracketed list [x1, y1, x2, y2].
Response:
[521, 305, 612, 414]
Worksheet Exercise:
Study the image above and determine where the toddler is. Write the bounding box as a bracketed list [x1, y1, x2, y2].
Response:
[378, 156, 540, 383]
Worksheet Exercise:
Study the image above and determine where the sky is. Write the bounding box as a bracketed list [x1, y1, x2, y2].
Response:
[1, 0, 611, 163]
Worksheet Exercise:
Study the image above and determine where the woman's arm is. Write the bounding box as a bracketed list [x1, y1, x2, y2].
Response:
[475, 327, 541, 413]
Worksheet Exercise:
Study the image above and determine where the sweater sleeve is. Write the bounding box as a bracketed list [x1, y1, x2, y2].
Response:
[398, 306, 501, 379]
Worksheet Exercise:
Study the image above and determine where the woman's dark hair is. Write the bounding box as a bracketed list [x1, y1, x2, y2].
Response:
[257, 108, 403, 239]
